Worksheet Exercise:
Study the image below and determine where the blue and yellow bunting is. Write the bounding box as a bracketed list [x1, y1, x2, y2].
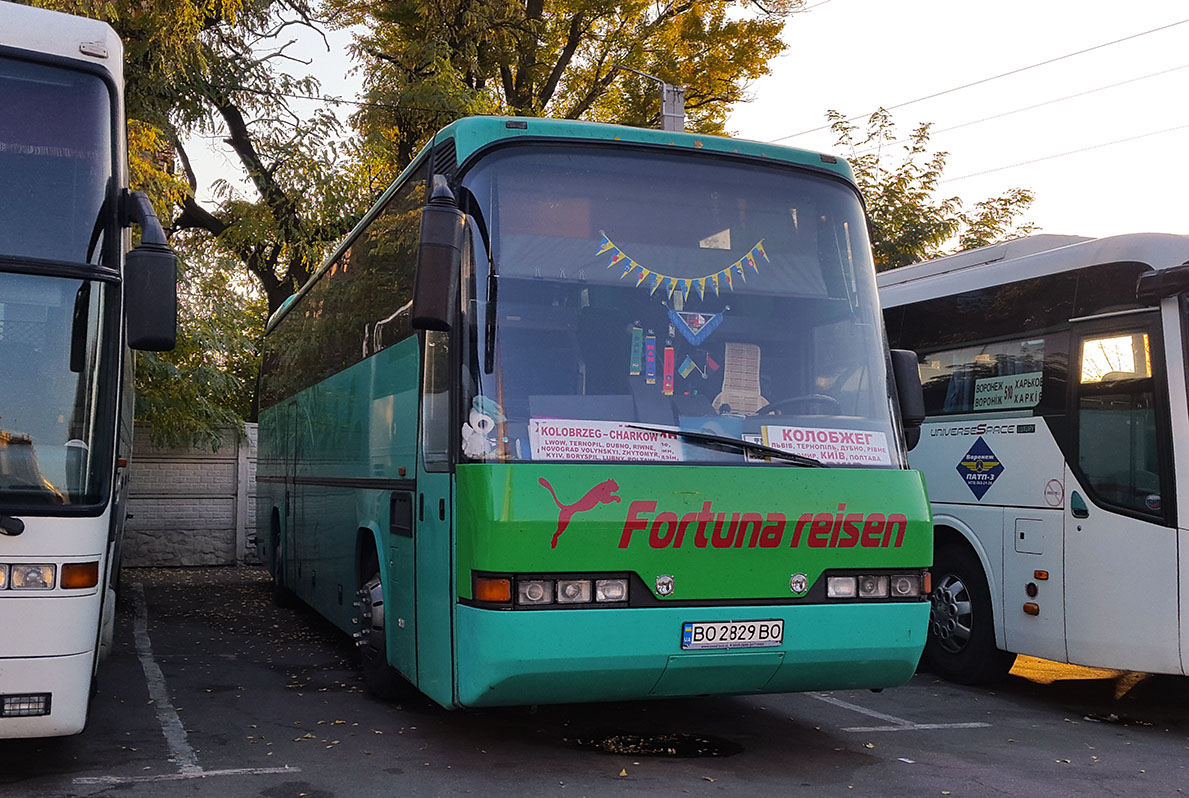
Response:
[596, 232, 768, 298]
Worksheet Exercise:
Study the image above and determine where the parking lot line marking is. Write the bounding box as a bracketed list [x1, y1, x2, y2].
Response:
[128, 582, 201, 775]
[73, 583, 301, 786]
[841, 722, 993, 733]
[810, 693, 992, 733]
[74, 767, 301, 785]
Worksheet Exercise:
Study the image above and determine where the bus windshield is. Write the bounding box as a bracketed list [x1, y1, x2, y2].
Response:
[460, 147, 898, 467]
[0, 57, 112, 265]
[0, 272, 114, 507]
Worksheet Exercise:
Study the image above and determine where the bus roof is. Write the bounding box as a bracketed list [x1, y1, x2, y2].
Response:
[0, 1, 122, 84]
[434, 116, 856, 183]
[878, 232, 1189, 307]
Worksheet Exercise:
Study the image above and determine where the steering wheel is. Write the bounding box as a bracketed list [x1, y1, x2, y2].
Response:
[758, 394, 841, 415]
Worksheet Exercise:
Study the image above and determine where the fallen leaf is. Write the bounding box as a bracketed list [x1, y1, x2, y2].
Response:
[619, 769, 628, 777]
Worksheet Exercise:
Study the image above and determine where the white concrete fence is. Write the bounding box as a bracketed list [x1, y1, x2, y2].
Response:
[124, 423, 259, 567]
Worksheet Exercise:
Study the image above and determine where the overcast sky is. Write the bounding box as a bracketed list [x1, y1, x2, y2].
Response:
[188, 0, 1189, 241]
[728, 0, 1189, 239]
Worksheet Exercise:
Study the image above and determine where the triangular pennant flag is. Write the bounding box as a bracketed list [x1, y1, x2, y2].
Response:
[723, 268, 733, 291]
[746, 253, 758, 273]
[669, 308, 726, 346]
[649, 273, 664, 295]
[597, 234, 615, 255]
[755, 240, 769, 262]
[711, 273, 721, 296]
[635, 267, 650, 287]
[665, 277, 678, 299]
[619, 259, 635, 279]
[695, 278, 706, 300]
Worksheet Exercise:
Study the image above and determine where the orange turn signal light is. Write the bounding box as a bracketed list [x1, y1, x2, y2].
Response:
[61, 561, 100, 589]
[1033, 570, 1049, 580]
[475, 577, 511, 603]
[923, 571, 932, 596]
[1022, 602, 1040, 616]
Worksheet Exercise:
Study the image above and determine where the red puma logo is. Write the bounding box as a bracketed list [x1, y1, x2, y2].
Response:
[539, 477, 621, 548]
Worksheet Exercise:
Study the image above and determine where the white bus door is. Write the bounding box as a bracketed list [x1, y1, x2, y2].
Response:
[1063, 314, 1181, 672]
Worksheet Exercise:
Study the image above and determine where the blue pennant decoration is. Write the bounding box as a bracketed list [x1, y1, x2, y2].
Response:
[668, 308, 726, 346]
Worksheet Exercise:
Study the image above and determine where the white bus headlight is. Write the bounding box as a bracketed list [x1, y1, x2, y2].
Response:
[858, 575, 889, 598]
[0, 565, 8, 589]
[891, 574, 923, 598]
[556, 579, 592, 604]
[10, 564, 55, 590]
[594, 578, 628, 602]
[517, 579, 554, 605]
[826, 576, 857, 599]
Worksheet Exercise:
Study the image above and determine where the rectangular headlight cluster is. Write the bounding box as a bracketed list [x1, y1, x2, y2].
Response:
[0, 564, 56, 590]
[827, 573, 926, 600]
[473, 574, 629, 608]
[0, 562, 99, 591]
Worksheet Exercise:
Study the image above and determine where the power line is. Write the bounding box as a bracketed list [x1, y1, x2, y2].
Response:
[853, 62, 1189, 155]
[770, 17, 1189, 142]
[939, 122, 1189, 183]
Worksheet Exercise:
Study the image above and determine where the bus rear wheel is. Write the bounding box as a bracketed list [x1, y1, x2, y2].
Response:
[356, 569, 405, 700]
[922, 543, 1016, 685]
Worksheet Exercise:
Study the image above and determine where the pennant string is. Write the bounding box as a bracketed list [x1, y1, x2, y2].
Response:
[595, 235, 765, 295]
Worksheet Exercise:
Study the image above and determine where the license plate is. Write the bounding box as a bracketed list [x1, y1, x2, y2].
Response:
[681, 619, 784, 650]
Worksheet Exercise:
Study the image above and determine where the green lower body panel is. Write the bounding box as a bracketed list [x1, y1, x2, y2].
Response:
[454, 602, 927, 707]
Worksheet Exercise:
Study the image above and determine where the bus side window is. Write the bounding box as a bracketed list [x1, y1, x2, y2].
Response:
[1075, 330, 1165, 518]
[421, 330, 452, 471]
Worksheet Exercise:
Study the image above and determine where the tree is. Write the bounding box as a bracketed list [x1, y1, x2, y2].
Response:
[32, 1, 368, 443]
[332, 0, 799, 183]
[829, 108, 1037, 270]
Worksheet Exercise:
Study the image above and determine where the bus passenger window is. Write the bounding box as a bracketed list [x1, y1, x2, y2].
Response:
[1076, 330, 1163, 518]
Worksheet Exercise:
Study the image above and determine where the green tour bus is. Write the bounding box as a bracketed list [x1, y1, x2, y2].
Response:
[256, 116, 932, 708]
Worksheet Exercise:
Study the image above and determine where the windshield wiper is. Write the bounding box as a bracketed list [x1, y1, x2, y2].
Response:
[625, 424, 827, 468]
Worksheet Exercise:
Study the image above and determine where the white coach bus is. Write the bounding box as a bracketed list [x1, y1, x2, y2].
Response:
[1, 2, 176, 736]
[879, 233, 1189, 684]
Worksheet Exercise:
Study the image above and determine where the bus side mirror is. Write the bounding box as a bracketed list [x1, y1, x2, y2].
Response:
[891, 349, 925, 451]
[1136, 262, 1189, 304]
[122, 190, 177, 351]
[412, 175, 464, 332]
[125, 242, 178, 351]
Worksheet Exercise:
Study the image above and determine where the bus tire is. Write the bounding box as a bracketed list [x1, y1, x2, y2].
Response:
[923, 543, 1016, 685]
[357, 568, 405, 700]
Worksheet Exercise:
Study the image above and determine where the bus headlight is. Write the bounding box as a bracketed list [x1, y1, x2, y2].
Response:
[10, 564, 55, 590]
[858, 575, 889, 598]
[556, 579, 592, 604]
[594, 578, 628, 602]
[0, 565, 7, 589]
[826, 576, 857, 598]
[517, 579, 554, 606]
[891, 574, 923, 598]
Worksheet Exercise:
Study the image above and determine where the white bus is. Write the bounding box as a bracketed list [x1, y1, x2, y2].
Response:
[879, 233, 1189, 684]
[1, 2, 176, 737]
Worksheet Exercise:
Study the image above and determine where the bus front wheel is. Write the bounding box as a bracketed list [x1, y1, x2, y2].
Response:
[356, 569, 405, 700]
[923, 543, 1016, 684]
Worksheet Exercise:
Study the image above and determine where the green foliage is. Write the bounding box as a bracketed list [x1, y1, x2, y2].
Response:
[333, 0, 800, 182]
[134, 235, 267, 450]
[829, 109, 1037, 270]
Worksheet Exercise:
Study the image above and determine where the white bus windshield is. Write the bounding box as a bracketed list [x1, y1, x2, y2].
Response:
[459, 147, 899, 467]
[0, 57, 112, 265]
[0, 273, 113, 507]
